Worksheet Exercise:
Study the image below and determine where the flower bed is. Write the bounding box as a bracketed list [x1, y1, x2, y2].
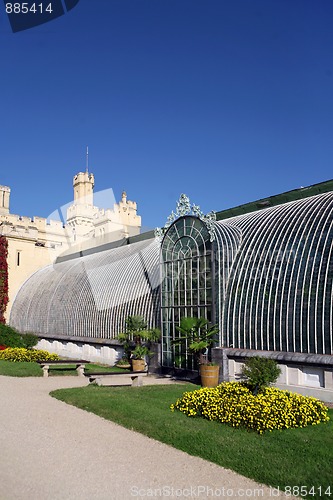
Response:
[0, 347, 60, 362]
[170, 382, 330, 434]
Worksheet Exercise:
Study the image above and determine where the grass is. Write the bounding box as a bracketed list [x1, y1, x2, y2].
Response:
[46, 363, 129, 376]
[51, 384, 333, 499]
[0, 359, 43, 377]
[0, 360, 128, 377]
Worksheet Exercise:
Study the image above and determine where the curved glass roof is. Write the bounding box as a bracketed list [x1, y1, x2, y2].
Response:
[10, 191, 333, 358]
[10, 238, 160, 339]
[219, 192, 333, 355]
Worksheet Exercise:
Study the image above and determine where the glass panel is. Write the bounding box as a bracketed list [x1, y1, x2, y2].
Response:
[161, 216, 213, 368]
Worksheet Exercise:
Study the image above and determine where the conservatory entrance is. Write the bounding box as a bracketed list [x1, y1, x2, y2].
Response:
[160, 216, 216, 369]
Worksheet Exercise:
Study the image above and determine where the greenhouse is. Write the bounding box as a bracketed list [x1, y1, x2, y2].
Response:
[10, 183, 333, 399]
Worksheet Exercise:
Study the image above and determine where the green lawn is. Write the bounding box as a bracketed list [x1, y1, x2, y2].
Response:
[45, 363, 129, 376]
[0, 360, 43, 377]
[51, 384, 333, 499]
[0, 360, 128, 377]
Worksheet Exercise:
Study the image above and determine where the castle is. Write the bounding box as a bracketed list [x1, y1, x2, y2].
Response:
[0, 170, 141, 319]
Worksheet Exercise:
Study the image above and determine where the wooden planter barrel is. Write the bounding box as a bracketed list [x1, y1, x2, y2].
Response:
[200, 364, 220, 387]
[132, 359, 146, 372]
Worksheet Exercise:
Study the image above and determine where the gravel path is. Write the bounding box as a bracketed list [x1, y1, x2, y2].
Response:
[0, 376, 293, 500]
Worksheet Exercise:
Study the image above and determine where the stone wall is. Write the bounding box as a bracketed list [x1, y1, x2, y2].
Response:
[37, 337, 122, 366]
[212, 347, 333, 402]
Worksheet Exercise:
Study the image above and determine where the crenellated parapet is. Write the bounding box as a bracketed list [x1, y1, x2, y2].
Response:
[73, 171, 94, 206]
[117, 191, 141, 227]
[0, 213, 70, 244]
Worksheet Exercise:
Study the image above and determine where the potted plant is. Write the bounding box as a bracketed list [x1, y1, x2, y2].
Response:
[131, 345, 149, 372]
[117, 315, 160, 372]
[173, 316, 220, 387]
[115, 356, 131, 369]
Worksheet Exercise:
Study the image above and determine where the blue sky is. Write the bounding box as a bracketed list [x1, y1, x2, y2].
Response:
[1, 0, 332, 231]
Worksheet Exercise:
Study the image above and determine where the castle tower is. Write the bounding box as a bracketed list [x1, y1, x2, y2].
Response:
[66, 171, 97, 235]
[0, 185, 10, 215]
[73, 171, 95, 206]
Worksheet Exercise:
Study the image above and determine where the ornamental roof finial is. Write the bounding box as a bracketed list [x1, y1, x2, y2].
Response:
[154, 193, 216, 243]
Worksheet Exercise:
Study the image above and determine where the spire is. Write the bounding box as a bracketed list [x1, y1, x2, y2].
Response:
[86, 146, 89, 173]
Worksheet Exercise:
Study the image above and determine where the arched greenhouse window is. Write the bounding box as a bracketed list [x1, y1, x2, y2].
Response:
[160, 216, 216, 369]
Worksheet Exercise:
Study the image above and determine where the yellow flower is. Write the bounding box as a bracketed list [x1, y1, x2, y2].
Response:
[170, 382, 330, 434]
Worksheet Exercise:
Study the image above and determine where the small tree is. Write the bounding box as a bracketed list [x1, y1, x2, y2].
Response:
[173, 317, 219, 366]
[242, 356, 281, 394]
[118, 315, 160, 361]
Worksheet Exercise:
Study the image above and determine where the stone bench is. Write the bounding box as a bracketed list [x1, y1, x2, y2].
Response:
[87, 370, 148, 387]
[37, 360, 90, 378]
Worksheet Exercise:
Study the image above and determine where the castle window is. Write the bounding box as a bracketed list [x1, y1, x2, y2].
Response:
[17, 251, 21, 267]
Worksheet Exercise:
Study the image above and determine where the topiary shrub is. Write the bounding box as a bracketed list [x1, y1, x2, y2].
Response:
[170, 382, 330, 434]
[241, 356, 281, 394]
[0, 347, 60, 362]
[0, 324, 38, 349]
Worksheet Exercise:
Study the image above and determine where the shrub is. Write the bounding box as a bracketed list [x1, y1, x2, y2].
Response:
[170, 382, 330, 434]
[21, 332, 39, 349]
[0, 324, 38, 349]
[0, 323, 23, 347]
[241, 356, 281, 393]
[0, 347, 60, 362]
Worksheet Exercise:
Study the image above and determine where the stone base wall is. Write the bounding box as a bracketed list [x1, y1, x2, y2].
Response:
[37, 338, 122, 366]
[212, 348, 333, 403]
[36, 337, 161, 371]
